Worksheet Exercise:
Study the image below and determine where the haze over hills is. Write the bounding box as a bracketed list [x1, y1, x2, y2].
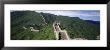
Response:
[84, 20, 100, 24]
[11, 11, 100, 40]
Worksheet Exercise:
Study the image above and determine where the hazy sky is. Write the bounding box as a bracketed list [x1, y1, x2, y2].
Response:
[35, 10, 100, 21]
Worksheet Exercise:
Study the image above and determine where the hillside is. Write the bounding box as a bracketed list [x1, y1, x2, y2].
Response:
[11, 11, 55, 40]
[11, 11, 100, 40]
[85, 20, 100, 24]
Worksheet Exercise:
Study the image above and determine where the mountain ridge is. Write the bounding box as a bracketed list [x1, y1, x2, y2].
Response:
[11, 11, 100, 40]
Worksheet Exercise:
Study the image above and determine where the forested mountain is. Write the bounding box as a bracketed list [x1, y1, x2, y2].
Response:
[11, 11, 55, 40]
[85, 20, 100, 24]
[11, 11, 100, 40]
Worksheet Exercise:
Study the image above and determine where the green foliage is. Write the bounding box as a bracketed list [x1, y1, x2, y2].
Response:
[11, 11, 100, 40]
[32, 24, 56, 40]
[56, 16, 100, 40]
[11, 11, 55, 40]
[40, 13, 56, 24]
